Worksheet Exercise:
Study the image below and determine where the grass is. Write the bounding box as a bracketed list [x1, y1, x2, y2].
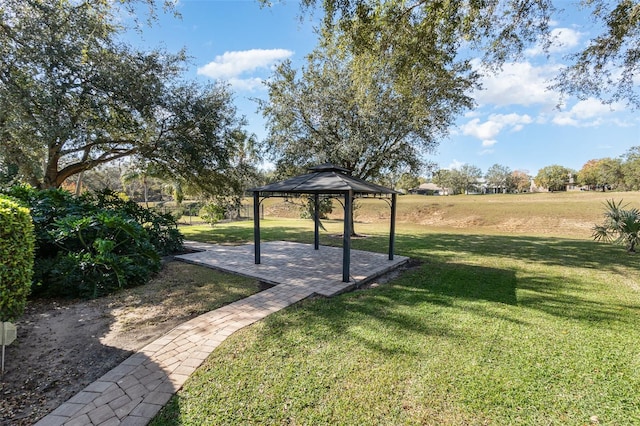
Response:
[152, 192, 640, 425]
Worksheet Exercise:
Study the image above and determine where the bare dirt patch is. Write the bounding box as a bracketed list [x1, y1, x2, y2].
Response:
[0, 260, 261, 426]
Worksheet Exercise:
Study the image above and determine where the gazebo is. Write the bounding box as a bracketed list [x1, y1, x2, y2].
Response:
[250, 163, 400, 283]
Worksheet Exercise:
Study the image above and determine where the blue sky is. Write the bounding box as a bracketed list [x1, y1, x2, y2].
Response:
[124, 0, 639, 177]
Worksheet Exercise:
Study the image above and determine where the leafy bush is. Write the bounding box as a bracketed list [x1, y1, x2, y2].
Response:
[39, 211, 160, 298]
[5, 186, 183, 298]
[91, 190, 184, 255]
[300, 195, 334, 220]
[0, 195, 35, 321]
[200, 203, 226, 227]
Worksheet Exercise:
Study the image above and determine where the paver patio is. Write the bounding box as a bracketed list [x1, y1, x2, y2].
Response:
[35, 241, 408, 426]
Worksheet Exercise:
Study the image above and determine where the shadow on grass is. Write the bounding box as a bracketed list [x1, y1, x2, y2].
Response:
[152, 228, 640, 425]
[181, 224, 638, 329]
[352, 232, 635, 273]
[180, 224, 317, 245]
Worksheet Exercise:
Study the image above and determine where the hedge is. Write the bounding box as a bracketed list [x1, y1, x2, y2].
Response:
[0, 195, 35, 322]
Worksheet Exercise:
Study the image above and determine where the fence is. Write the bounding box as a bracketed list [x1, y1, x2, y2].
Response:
[148, 203, 264, 225]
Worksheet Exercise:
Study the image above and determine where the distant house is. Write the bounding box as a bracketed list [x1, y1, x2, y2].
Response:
[410, 182, 448, 195]
[531, 172, 581, 192]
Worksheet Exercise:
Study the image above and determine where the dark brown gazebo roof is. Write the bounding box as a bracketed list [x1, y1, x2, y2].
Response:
[250, 164, 399, 283]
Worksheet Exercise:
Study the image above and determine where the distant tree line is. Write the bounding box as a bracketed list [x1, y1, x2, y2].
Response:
[412, 145, 640, 195]
[537, 146, 640, 192]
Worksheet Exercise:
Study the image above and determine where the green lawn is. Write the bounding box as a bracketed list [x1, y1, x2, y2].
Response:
[153, 194, 640, 425]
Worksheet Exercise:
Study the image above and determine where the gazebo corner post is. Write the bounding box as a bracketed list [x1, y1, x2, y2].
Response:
[314, 193, 320, 250]
[389, 192, 397, 260]
[342, 190, 352, 283]
[253, 191, 261, 264]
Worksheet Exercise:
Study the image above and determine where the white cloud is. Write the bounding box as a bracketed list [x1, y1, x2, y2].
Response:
[228, 77, 264, 92]
[197, 48, 294, 90]
[474, 60, 562, 107]
[462, 118, 502, 140]
[525, 27, 583, 56]
[462, 113, 533, 142]
[552, 98, 627, 127]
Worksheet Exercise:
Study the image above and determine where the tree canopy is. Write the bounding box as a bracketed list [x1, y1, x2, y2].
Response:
[287, 0, 640, 108]
[621, 146, 640, 190]
[0, 0, 249, 195]
[485, 164, 512, 193]
[535, 164, 575, 191]
[578, 158, 624, 191]
[510, 170, 532, 193]
[259, 30, 474, 181]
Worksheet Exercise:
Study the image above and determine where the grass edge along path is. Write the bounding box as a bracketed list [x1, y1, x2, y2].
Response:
[152, 217, 640, 425]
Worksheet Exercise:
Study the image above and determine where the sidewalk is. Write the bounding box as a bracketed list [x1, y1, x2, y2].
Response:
[35, 242, 408, 425]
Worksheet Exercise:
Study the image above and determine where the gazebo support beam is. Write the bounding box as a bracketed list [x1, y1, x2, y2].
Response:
[314, 193, 320, 250]
[253, 192, 261, 264]
[389, 193, 396, 260]
[342, 190, 352, 282]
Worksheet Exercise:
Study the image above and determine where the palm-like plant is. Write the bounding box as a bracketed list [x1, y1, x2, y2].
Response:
[593, 199, 640, 253]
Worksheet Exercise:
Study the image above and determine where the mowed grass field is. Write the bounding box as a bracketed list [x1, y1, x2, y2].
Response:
[153, 192, 640, 425]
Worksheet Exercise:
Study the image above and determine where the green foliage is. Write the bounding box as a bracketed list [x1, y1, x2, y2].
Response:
[485, 164, 512, 193]
[260, 30, 473, 183]
[200, 203, 226, 227]
[41, 211, 160, 298]
[286, 0, 639, 108]
[395, 173, 421, 193]
[578, 158, 624, 190]
[433, 164, 482, 195]
[300, 195, 334, 220]
[535, 164, 573, 191]
[0, 0, 247, 196]
[622, 146, 640, 190]
[593, 199, 640, 253]
[0, 195, 35, 321]
[6, 186, 182, 298]
[91, 190, 184, 256]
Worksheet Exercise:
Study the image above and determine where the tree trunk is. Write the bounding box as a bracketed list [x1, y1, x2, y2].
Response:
[75, 171, 84, 196]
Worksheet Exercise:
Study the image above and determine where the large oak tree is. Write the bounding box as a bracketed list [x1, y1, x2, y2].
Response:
[0, 0, 247, 195]
[259, 30, 475, 181]
[288, 0, 639, 108]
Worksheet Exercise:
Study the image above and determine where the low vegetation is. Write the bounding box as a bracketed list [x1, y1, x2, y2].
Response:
[6, 187, 183, 299]
[153, 191, 640, 425]
[593, 199, 640, 253]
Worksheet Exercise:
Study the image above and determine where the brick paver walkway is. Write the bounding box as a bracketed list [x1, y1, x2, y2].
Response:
[35, 242, 408, 425]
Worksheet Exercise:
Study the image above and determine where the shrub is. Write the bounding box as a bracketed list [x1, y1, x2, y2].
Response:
[0, 195, 35, 321]
[91, 190, 184, 255]
[5, 186, 183, 298]
[300, 195, 334, 220]
[40, 211, 160, 298]
[200, 203, 226, 227]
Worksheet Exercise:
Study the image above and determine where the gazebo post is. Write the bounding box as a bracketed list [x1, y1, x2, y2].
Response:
[389, 193, 397, 260]
[342, 190, 352, 282]
[253, 191, 261, 264]
[314, 193, 320, 250]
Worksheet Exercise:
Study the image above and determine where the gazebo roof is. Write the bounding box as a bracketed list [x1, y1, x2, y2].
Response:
[251, 163, 399, 196]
